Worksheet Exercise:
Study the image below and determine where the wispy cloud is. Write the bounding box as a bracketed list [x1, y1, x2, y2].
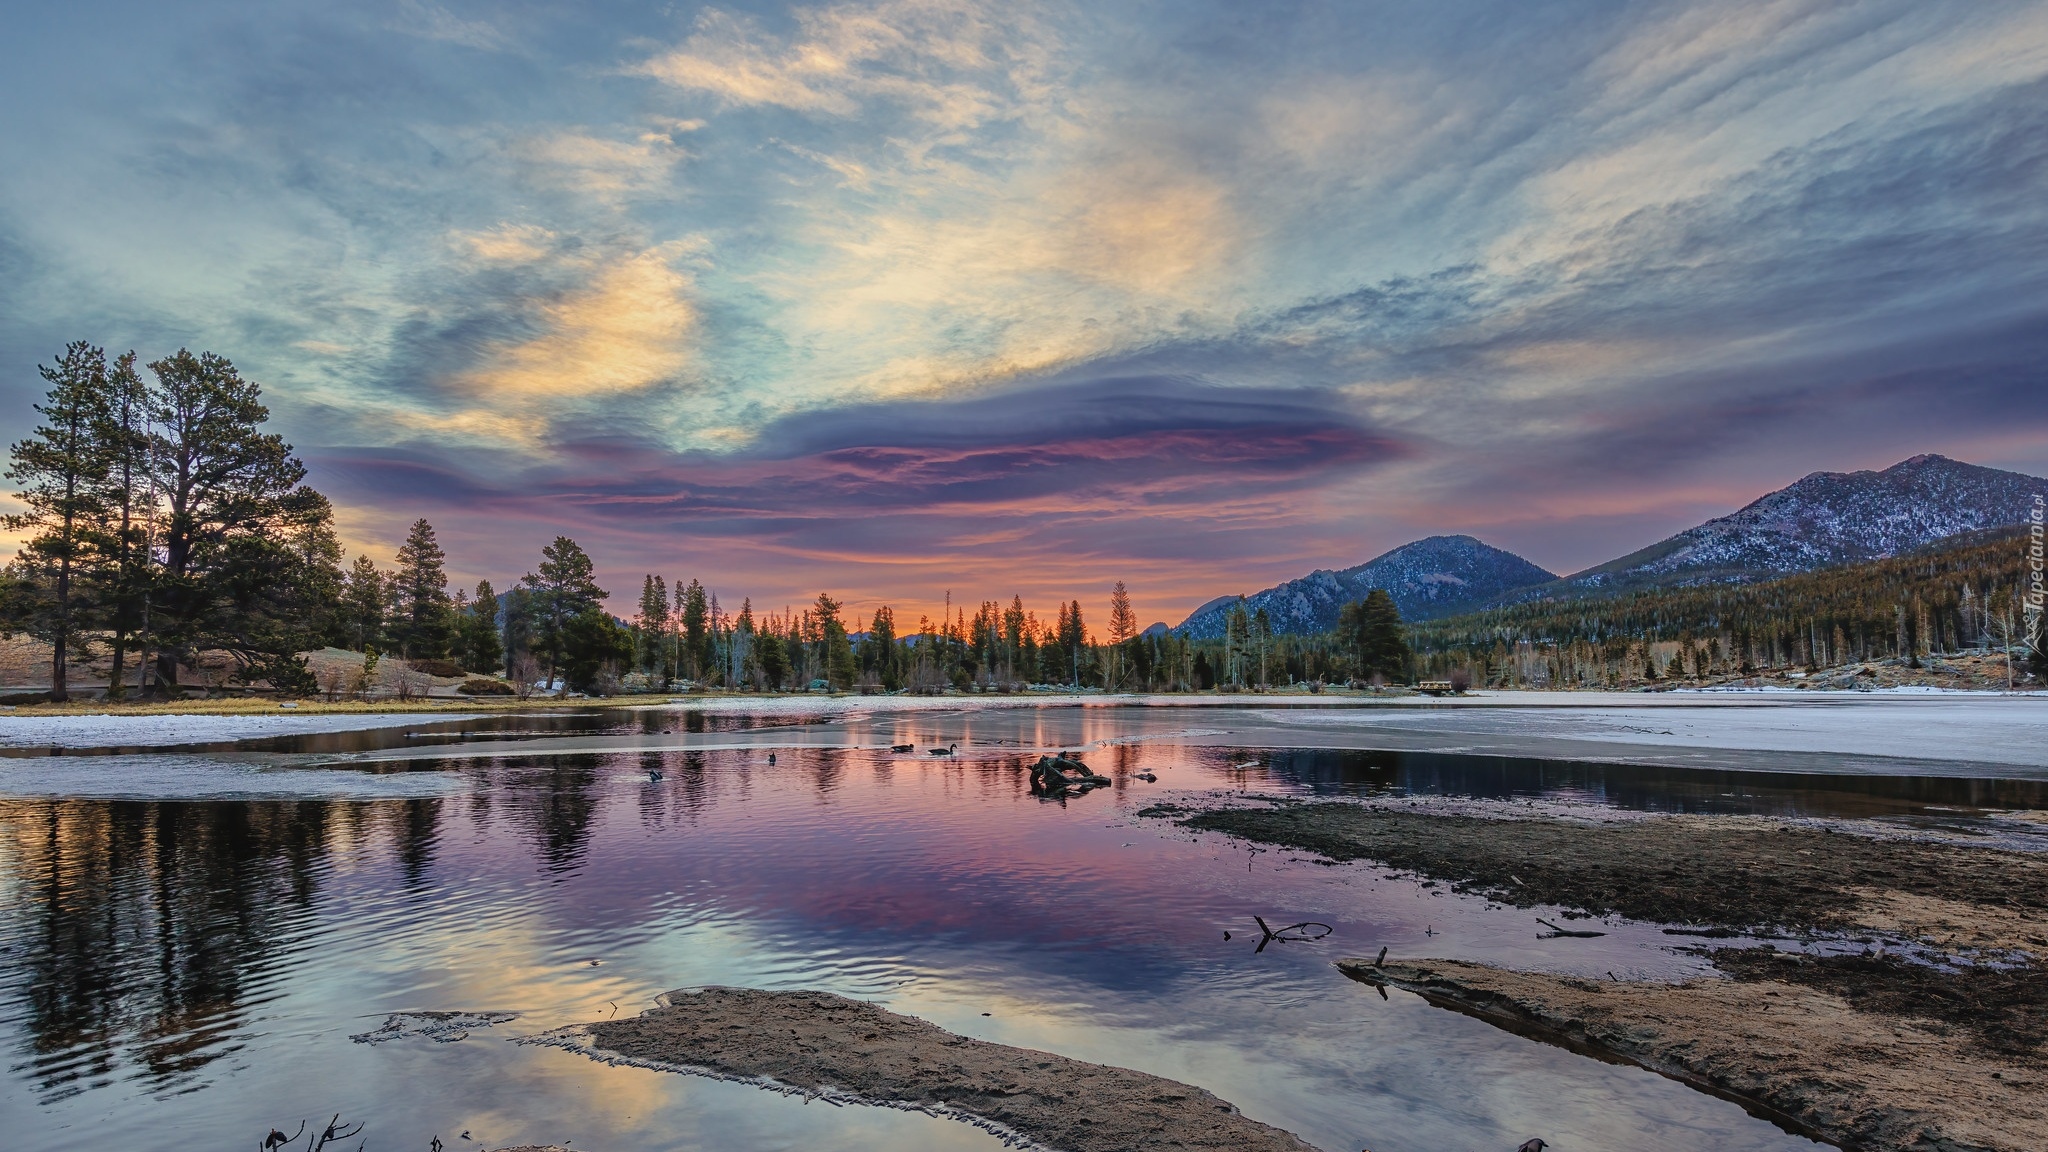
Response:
[4, 0, 2047, 607]
[391, 0, 515, 53]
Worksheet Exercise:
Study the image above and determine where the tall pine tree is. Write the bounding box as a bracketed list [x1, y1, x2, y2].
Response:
[144, 349, 321, 693]
[524, 536, 605, 688]
[1337, 589, 1410, 683]
[459, 578, 503, 674]
[96, 351, 151, 699]
[678, 578, 709, 680]
[4, 342, 114, 701]
[635, 574, 670, 679]
[343, 555, 386, 651]
[391, 518, 452, 659]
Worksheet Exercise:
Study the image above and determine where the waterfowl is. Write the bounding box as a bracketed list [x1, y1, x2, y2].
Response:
[891, 743, 915, 753]
[928, 743, 958, 756]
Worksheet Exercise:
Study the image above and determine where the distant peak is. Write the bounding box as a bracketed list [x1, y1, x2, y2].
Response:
[1890, 453, 1952, 469]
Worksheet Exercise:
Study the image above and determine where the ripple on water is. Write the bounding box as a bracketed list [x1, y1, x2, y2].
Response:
[5, 707, 2018, 1151]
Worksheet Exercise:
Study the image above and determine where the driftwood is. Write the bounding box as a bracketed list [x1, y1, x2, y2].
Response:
[1536, 917, 1606, 939]
[1029, 754, 1111, 794]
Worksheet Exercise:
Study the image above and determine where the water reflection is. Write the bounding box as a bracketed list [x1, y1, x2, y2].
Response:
[1254, 746, 2048, 820]
[6, 709, 2028, 1151]
[6, 799, 347, 1099]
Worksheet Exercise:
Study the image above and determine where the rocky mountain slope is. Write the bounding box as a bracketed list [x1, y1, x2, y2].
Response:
[1566, 454, 2043, 589]
[1175, 535, 1555, 638]
[1173, 454, 2042, 639]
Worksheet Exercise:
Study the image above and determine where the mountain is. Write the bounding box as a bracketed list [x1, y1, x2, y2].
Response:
[1565, 454, 2044, 590]
[1175, 535, 1556, 638]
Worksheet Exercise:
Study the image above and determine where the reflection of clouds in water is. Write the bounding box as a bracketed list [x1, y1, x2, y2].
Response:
[0, 754, 470, 799]
[0, 719, 1841, 1152]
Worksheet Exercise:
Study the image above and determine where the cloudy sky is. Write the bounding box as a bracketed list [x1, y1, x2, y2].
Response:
[3, 0, 2045, 626]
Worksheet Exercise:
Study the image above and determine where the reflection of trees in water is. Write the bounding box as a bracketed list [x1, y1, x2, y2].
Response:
[1258, 748, 2048, 818]
[500, 755, 605, 874]
[388, 797, 444, 887]
[812, 752, 842, 797]
[0, 798, 346, 1100]
[636, 752, 711, 828]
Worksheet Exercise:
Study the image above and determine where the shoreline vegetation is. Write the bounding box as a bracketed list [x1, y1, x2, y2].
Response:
[1141, 800, 2048, 1152]
[0, 668, 2039, 713]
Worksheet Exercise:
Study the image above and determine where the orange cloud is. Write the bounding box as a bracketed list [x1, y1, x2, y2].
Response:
[458, 246, 698, 400]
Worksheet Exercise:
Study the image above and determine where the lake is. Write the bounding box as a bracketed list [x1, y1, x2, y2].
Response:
[3, 699, 2043, 1152]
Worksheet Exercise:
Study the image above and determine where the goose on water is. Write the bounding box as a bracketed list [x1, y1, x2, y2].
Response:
[890, 743, 915, 753]
[928, 743, 958, 756]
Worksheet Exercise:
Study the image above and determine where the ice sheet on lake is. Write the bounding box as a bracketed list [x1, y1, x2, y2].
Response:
[0, 711, 481, 749]
[1253, 697, 2048, 768]
[0, 753, 471, 799]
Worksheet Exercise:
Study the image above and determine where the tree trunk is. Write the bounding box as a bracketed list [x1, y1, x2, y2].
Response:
[51, 551, 70, 703]
[107, 634, 126, 701]
[49, 483, 73, 702]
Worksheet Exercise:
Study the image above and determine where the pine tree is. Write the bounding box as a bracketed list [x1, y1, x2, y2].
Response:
[500, 585, 534, 679]
[635, 574, 670, 678]
[523, 536, 606, 688]
[4, 342, 114, 701]
[755, 606, 788, 688]
[281, 490, 347, 651]
[1106, 580, 1137, 689]
[813, 592, 857, 689]
[728, 596, 756, 687]
[392, 518, 453, 659]
[1338, 589, 1410, 683]
[678, 578, 709, 680]
[863, 604, 899, 689]
[460, 579, 503, 674]
[344, 555, 386, 651]
[143, 349, 319, 693]
[96, 351, 151, 699]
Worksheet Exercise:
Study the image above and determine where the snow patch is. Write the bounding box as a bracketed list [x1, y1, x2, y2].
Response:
[0, 754, 471, 800]
[0, 711, 482, 749]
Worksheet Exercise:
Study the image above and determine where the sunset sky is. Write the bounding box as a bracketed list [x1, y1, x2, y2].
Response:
[3, 0, 2045, 626]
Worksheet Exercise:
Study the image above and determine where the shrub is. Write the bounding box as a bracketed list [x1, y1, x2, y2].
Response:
[410, 659, 465, 679]
[457, 677, 514, 695]
[260, 654, 321, 699]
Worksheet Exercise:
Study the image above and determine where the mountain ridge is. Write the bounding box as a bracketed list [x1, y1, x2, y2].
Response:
[1174, 454, 2045, 638]
[1174, 535, 1556, 639]
[1556, 453, 2043, 593]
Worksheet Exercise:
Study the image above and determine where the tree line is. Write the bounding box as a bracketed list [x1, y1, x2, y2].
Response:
[1, 341, 1426, 699]
[1405, 528, 2048, 686]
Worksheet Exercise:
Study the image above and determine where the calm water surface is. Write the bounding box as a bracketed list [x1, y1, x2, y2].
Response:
[3, 705, 2041, 1152]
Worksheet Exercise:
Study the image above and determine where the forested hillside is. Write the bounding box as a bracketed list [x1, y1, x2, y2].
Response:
[1411, 528, 2041, 686]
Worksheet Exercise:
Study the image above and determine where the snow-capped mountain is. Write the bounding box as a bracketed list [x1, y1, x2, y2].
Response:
[1566, 454, 2044, 588]
[1175, 535, 1556, 638]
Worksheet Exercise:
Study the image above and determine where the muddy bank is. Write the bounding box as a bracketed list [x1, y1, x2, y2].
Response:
[570, 987, 1319, 1152]
[1342, 957, 2044, 1152]
[1147, 799, 2048, 1150]
[1145, 801, 2048, 939]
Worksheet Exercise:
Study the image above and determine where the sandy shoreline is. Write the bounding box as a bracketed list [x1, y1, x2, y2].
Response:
[554, 987, 1320, 1152]
[1148, 800, 2048, 1152]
